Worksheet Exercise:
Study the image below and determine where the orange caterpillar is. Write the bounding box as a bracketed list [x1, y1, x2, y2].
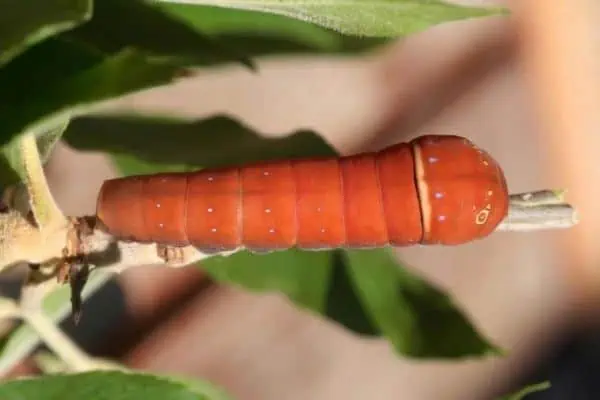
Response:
[96, 135, 509, 253]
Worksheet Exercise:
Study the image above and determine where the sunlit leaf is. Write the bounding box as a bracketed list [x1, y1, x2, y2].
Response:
[0, 370, 232, 400]
[158, 3, 385, 55]
[66, 0, 254, 69]
[154, 0, 505, 37]
[498, 381, 551, 400]
[0, 38, 187, 147]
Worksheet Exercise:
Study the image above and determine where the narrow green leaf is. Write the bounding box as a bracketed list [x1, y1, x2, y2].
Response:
[343, 248, 503, 358]
[201, 249, 334, 311]
[0, 370, 231, 400]
[155, 0, 505, 37]
[0, 272, 112, 377]
[165, 375, 233, 400]
[32, 351, 71, 374]
[63, 115, 339, 169]
[159, 3, 385, 55]
[0, 38, 187, 147]
[499, 382, 551, 400]
[0, 0, 92, 66]
[66, 0, 254, 69]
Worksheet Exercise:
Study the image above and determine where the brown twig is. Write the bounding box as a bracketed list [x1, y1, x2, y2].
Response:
[0, 188, 577, 292]
[497, 191, 578, 232]
[74, 189, 577, 277]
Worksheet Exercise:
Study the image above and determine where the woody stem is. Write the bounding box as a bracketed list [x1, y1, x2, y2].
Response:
[498, 190, 578, 232]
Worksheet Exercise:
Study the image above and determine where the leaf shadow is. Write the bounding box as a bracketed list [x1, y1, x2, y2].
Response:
[324, 250, 377, 336]
[63, 114, 339, 169]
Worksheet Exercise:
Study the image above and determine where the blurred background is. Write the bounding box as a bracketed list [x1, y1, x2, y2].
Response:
[4, 1, 600, 399]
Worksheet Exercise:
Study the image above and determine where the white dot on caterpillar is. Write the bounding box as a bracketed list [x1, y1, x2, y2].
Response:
[320, 228, 326, 233]
[434, 192, 443, 199]
[438, 215, 446, 222]
[483, 160, 489, 166]
[263, 171, 270, 176]
[156, 203, 161, 208]
[211, 228, 217, 233]
[207, 176, 214, 182]
[269, 228, 275, 233]
[158, 223, 164, 228]
[265, 208, 271, 213]
[207, 208, 214, 213]
[428, 156, 438, 163]
[487, 190, 493, 196]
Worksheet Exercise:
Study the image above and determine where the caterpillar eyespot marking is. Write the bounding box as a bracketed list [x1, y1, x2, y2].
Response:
[475, 204, 492, 225]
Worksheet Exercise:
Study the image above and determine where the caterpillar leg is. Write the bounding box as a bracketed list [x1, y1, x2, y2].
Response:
[156, 244, 186, 265]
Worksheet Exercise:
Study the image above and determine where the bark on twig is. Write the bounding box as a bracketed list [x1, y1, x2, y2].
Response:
[75, 189, 577, 276]
[497, 191, 578, 232]
[0, 188, 577, 284]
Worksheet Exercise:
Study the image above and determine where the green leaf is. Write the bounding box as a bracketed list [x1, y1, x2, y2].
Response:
[0, 370, 232, 400]
[343, 249, 503, 358]
[62, 115, 339, 168]
[499, 382, 551, 400]
[0, 37, 187, 147]
[0, 0, 92, 66]
[66, 0, 254, 69]
[204, 248, 500, 359]
[202, 249, 334, 311]
[155, 0, 505, 37]
[159, 3, 385, 55]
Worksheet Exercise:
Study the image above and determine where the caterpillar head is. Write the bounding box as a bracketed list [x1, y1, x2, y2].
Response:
[411, 135, 509, 245]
